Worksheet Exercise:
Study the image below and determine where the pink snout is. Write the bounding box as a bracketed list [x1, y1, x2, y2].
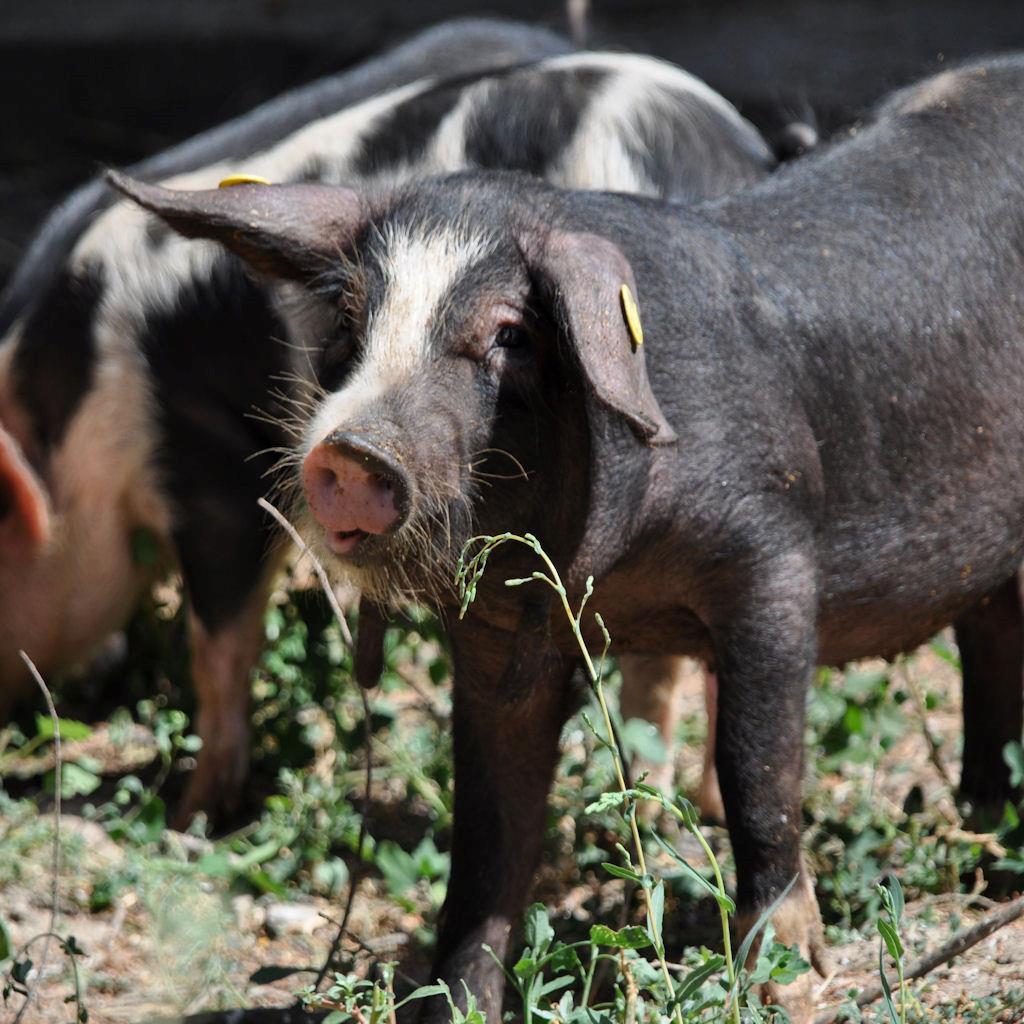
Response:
[302, 433, 409, 556]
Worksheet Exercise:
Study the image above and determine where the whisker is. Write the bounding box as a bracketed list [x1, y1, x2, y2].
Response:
[472, 447, 530, 481]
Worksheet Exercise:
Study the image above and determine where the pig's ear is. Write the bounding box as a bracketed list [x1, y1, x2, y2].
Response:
[105, 171, 366, 283]
[0, 428, 50, 559]
[531, 230, 676, 447]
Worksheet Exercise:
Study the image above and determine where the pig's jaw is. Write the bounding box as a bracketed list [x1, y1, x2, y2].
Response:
[325, 527, 367, 555]
[300, 500, 466, 610]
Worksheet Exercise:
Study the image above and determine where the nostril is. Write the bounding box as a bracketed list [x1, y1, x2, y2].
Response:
[311, 465, 339, 498]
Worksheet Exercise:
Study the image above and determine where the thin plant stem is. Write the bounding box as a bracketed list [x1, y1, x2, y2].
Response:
[257, 497, 372, 994]
[457, 534, 684, 1024]
[581, 943, 599, 1006]
[675, 808, 739, 1023]
[259, 496, 354, 648]
[13, 652, 61, 1024]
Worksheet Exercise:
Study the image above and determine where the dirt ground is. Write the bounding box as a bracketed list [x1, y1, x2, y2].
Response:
[3, 640, 1024, 1024]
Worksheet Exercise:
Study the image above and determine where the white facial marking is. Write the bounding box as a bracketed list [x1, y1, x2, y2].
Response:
[305, 224, 492, 452]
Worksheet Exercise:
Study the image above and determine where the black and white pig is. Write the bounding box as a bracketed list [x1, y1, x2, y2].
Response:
[0, 26, 778, 822]
[116, 53, 1024, 1021]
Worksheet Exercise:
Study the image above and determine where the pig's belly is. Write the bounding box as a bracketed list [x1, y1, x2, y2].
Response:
[591, 537, 1020, 669]
[814, 502, 1024, 664]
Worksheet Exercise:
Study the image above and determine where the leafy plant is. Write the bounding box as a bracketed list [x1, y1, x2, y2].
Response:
[458, 531, 810, 1024]
[876, 877, 907, 1024]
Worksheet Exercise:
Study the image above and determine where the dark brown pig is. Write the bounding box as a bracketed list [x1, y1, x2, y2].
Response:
[114, 53, 1024, 1020]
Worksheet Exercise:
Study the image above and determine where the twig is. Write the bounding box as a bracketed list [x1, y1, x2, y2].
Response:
[896, 657, 956, 793]
[258, 497, 354, 648]
[11, 651, 61, 1024]
[813, 896, 1024, 1023]
[256, 498, 375, 995]
[393, 665, 449, 720]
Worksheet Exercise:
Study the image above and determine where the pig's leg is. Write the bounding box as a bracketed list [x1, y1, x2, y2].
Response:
[955, 574, 1024, 817]
[696, 669, 726, 823]
[618, 652, 687, 794]
[174, 584, 272, 828]
[421, 619, 574, 1024]
[171, 506, 284, 828]
[618, 655, 725, 820]
[713, 561, 824, 1022]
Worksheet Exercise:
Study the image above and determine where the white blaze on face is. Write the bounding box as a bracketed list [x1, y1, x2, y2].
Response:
[304, 223, 493, 453]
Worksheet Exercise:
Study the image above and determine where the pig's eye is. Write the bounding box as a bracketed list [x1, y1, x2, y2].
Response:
[319, 326, 358, 391]
[494, 324, 528, 350]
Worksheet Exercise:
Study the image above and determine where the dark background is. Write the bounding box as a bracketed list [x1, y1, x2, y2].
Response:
[3, 0, 1024, 290]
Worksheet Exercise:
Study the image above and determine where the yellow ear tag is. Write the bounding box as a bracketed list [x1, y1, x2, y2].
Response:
[218, 173, 272, 189]
[620, 283, 644, 349]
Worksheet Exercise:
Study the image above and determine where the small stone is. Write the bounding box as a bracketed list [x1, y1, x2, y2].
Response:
[263, 901, 325, 937]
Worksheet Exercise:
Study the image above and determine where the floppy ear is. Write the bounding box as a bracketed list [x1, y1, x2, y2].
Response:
[531, 230, 676, 446]
[105, 171, 367, 283]
[0, 427, 50, 560]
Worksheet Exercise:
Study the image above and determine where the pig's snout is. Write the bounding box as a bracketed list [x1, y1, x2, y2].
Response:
[302, 432, 410, 555]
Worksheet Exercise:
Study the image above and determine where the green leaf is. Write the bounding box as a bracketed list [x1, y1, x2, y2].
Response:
[545, 941, 582, 975]
[649, 831, 735, 913]
[879, 875, 904, 927]
[585, 790, 634, 815]
[513, 956, 538, 980]
[879, 945, 901, 1024]
[731, 875, 797, 993]
[537, 976, 575, 998]
[672, 954, 725, 1004]
[52, 762, 102, 798]
[34, 714, 91, 742]
[195, 851, 232, 877]
[245, 869, 288, 898]
[0, 916, 10, 962]
[1005, 742, 1024, 788]
[620, 719, 668, 765]
[588, 925, 651, 949]
[649, 880, 665, 947]
[674, 797, 701, 831]
[394, 982, 450, 1010]
[524, 902, 553, 953]
[375, 840, 420, 896]
[600, 862, 641, 883]
[877, 919, 904, 961]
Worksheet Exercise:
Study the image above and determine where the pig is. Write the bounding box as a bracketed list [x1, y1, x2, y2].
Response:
[114, 52, 1024, 1020]
[0, 29, 780, 823]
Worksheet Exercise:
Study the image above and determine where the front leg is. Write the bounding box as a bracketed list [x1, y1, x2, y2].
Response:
[422, 614, 576, 1023]
[712, 551, 825, 1022]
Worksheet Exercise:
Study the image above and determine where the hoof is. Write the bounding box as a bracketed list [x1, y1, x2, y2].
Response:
[737, 871, 829, 1024]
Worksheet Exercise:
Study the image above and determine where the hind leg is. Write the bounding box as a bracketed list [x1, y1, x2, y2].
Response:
[695, 668, 726, 823]
[619, 655, 725, 821]
[619, 652, 688, 794]
[170, 489, 285, 828]
[955, 574, 1024, 818]
[174, 582, 273, 828]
